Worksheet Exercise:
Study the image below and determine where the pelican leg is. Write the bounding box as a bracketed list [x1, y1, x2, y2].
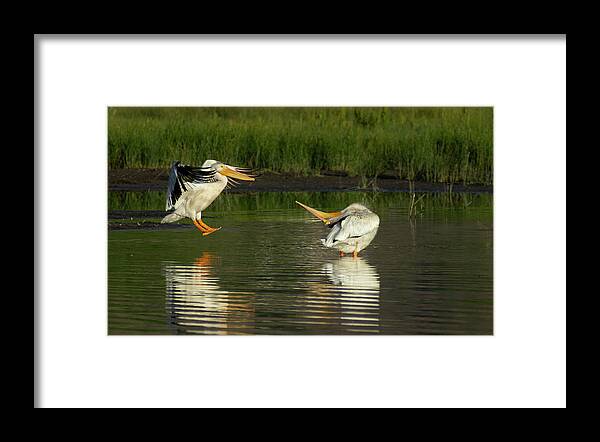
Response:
[196, 218, 222, 236]
[339, 251, 345, 257]
[352, 250, 359, 258]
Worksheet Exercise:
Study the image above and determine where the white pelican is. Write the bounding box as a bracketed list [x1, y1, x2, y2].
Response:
[296, 201, 380, 257]
[161, 160, 255, 235]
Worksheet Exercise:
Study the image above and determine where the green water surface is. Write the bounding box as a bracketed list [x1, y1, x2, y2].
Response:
[108, 191, 493, 335]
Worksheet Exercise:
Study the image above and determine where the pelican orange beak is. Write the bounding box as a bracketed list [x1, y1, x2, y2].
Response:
[295, 201, 342, 225]
[219, 165, 256, 181]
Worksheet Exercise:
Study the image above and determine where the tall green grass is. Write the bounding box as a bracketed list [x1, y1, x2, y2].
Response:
[108, 107, 493, 184]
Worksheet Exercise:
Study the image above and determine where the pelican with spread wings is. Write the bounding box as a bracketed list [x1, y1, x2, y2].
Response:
[161, 160, 255, 235]
[296, 201, 380, 257]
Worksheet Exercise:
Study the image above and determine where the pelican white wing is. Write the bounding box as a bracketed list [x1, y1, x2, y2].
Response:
[165, 161, 217, 210]
[323, 211, 380, 247]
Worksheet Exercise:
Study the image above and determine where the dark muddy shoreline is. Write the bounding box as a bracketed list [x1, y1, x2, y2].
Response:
[108, 169, 493, 231]
[108, 168, 493, 194]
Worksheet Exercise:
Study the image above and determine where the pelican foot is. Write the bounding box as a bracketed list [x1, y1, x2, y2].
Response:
[201, 226, 222, 236]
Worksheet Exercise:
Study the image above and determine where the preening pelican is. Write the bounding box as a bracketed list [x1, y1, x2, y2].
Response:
[296, 202, 380, 257]
[161, 160, 255, 235]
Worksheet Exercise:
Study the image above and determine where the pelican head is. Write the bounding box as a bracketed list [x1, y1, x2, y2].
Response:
[295, 201, 370, 225]
[342, 203, 369, 213]
[295, 201, 343, 225]
[202, 160, 255, 181]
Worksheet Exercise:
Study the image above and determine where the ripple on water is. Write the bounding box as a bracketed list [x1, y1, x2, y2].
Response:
[108, 195, 492, 335]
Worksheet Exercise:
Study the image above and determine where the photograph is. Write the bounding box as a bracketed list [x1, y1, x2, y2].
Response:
[107, 106, 494, 335]
[37, 35, 566, 408]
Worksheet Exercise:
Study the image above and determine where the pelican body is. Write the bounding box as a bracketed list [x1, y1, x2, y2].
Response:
[161, 160, 255, 235]
[296, 201, 380, 257]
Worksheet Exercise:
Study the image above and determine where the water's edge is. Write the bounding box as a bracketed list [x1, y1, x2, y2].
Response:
[109, 169, 493, 194]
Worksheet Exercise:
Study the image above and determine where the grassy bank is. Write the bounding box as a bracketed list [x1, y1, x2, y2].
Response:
[108, 107, 493, 185]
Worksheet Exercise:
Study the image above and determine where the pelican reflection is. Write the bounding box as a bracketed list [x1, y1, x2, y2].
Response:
[306, 257, 381, 333]
[163, 253, 255, 334]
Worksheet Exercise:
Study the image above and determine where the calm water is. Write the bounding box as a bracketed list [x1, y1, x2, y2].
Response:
[108, 191, 493, 335]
